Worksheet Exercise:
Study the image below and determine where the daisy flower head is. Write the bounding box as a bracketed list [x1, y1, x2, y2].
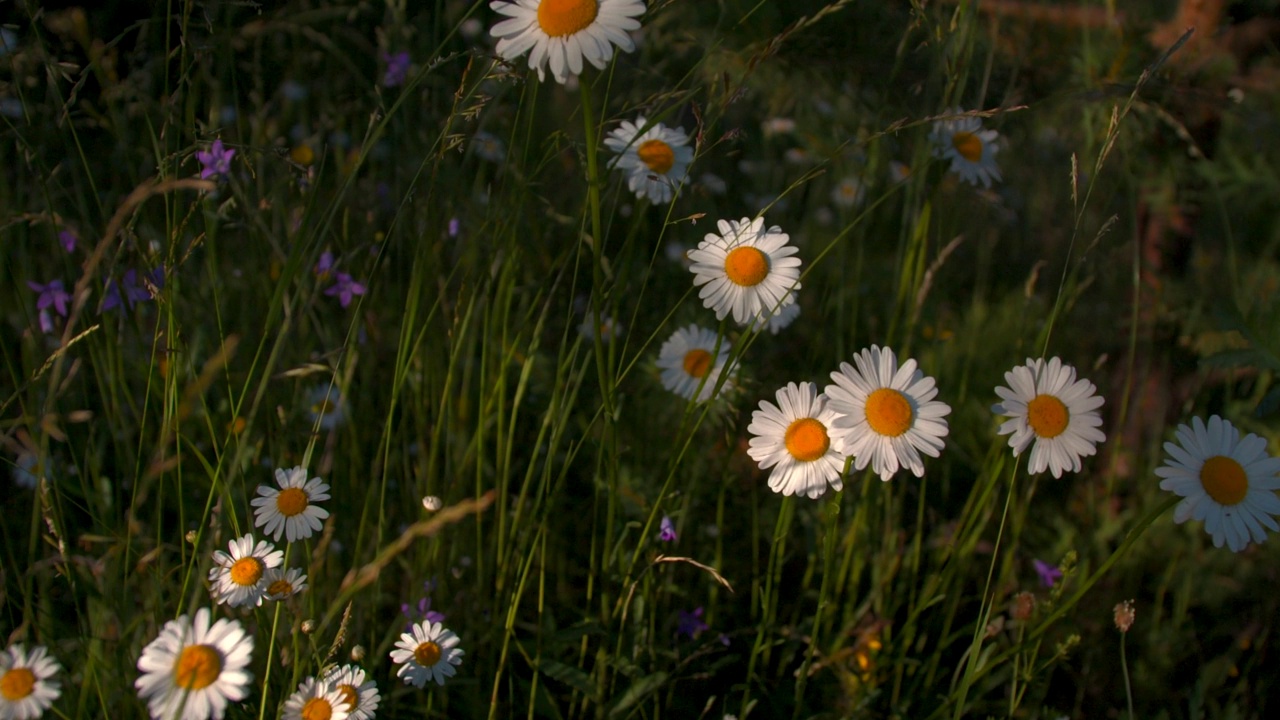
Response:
[0, 644, 61, 720]
[282, 677, 350, 720]
[824, 345, 951, 481]
[135, 608, 254, 720]
[688, 217, 801, 325]
[489, 0, 646, 84]
[991, 357, 1106, 478]
[390, 620, 464, 688]
[251, 466, 331, 543]
[746, 382, 847, 499]
[1156, 415, 1280, 553]
[262, 567, 309, 601]
[208, 533, 283, 608]
[604, 116, 694, 205]
[656, 324, 732, 402]
[742, 291, 800, 335]
[323, 665, 381, 720]
[929, 108, 1001, 188]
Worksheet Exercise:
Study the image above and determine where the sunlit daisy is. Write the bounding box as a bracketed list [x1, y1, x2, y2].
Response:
[135, 608, 254, 720]
[208, 533, 283, 608]
[489, 0, 646, 84]
[929, 108, 1001, 188]
[251, 466, 331, 543]
[991, 357, 1106, 478]
[390, 620, 464, 688]
[742, 291, 800, 335]
[656, 324, 732, 402]
[747, 382, 847, 499]
[604, 116, 694, 205]
[323, 665, 381, 720]
[1156, 415, 1280, 553]
[282, 677, 350, 720]
[688, 217, 801, 324]
[824, 345, 951, 481]
[262, 567, 309, 601]
[0, 644, 61, 720]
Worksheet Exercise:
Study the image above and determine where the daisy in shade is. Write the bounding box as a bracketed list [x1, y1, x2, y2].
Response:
[489, 0, 646, 84]
[824, 345, 951, 481]
[208, 533, 283, 608]
[656, 324, 732, 402]
[262, 567, 309, 601]
[282, 677, 350, 720]
[0, 644, 61, 720]
[1156, 415, 1280, 552]
[390, 620, 464, 688]
[742, 291, 800, 335]
[251, 466, 331, 543]
[929, 108, 1001, 188]
[323, 665, 381, 720]
[688, 217, 801, 325]
[991, 357, 1106, 478]
[604, 116, 694, 204]
[135, 608, 254, 720]
[747, 382, 847, 499]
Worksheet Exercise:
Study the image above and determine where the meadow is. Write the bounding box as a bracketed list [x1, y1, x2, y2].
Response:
[4, 0, 1280, 718]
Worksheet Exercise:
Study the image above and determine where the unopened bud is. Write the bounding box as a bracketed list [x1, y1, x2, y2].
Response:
[1114, 599, 1135, 633]
[350, 644, 366, 662]
[1012, 591, 1035, 621]
[422, 495, 442, 512]
[185, 530, 198, 544]
[301, 619, 316, 634]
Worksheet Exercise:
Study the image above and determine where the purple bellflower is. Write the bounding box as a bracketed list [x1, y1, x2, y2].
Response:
[197, 139, 235, 180]
[324, 272, 367, 308]
[1033, 558, 1062, 588]
[381, 51, 411, 87]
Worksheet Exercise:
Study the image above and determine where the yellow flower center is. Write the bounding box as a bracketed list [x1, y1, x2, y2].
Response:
[174, 644, 223, 690]
[537, 0, 599, 38]
[301, 697, 334, 720]
[951, 131, 983, 162]
[229, 556, 265, 587]
[291, 144, 315, 167]
[865, 388, 913, 437]
[638, 139, 675, 174]
[723, 247, 769, 287]
[1199, 455, 1248, 506]
[682, 349, 713, 379]
[0, 667, 35, 700]
[336, 684, 359, 710]
[276, 487, 309, 517]
[414, 641, 442, 667]
[267, 579, 294, 597]
[784, 417, 830, 462]
[1026, 394, 1069, 439]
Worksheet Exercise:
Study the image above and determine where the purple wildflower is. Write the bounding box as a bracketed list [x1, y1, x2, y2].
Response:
[197, 139, 235, 180]
[447, 217, 461, 237]
[677, 607, 707, 639]
[58, 229, 77, 253]
[400, 580, 446, 631]
[103, 268, 163, 312]
[659, 515, 677, 543]
[314, 251, 336, 281]
[324, 272, 367, 308]
[1032, 558, 1062, 588]
[381, 51, 411, 87]
[28, 279, 71, 317]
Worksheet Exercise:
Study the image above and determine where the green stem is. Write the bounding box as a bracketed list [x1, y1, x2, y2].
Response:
[742, 496, 795, 716]
[794, 487, 844, 716]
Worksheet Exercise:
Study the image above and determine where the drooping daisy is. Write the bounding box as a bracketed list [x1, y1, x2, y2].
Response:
[604, 116, 694, 205]
[251, 466, 331, 543]
[208, 533, 283, 608]
[741, 291, 800, 335]
[489, 0, 646, 84]
[390, 620, 465, 688]
[262, 567, 309, 601]
[1156, 415, 1280, 553]
[929, 108, 1001, 188]
[323, 665, 381, 720]
[656, 324, 732, 402]
[746, 382, 847, 499]
[688, 217, 801, 325]
[0, 644, 61, 720]
[282, 677, 351, 720]
[991, 357, 1106, 479]
[824, 345, 951, 481]
[135, 608, 254, 720]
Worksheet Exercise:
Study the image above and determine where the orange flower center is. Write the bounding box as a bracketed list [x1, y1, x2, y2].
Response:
[638, 139, 675, 174]
[276, 487, 309, 517]
[229, 556, 265, 587]
[301, 697, 334, 720]
[951, 131, 983, 162]
[335, 684, 359, 710]
[784, 417, 830, 462]
[537, 0, 599, 37]
[682, 349, 713, 378]
[267, 579, 293, 597]
[1200, 455, 1248, 506]
[414, 641, 442, 667]
[174, 644, 223, 690]
[723, 247, 769, 287]
[0, 667, 35, 700]
[1026, 394, 1069, 439]
[865, 388, 913, 437]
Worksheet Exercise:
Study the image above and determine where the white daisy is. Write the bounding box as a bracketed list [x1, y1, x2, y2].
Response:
[282, 677, 351, 720]
[322, 665, 381, 720]
[656, 324, 732, 402]
[830, 176, 865, 209]
[208, 533, 283, 608]
[991, 357, 1107, 478]
[604, 116, 694, 204]
[390, 620, 465, 688]
[135, 608, 254, 720]
[687, 217, 801, 325]
[0, 644, 61, 720]
[746, 382, 847, 499]
[824, 345, 951, 481]
[489, 0, 646, 84]
[929, 108, 1001, 188]
[262, 567, 309, 601]
[251, 466, 331, 543]
[1156, 415, 1280, 552]
[307, 384, 346, 430]
[741, 291, 800, 335]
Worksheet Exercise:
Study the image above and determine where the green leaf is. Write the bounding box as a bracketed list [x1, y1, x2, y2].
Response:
[538, 659, 596, 698]
[607, 671, 669, 718]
